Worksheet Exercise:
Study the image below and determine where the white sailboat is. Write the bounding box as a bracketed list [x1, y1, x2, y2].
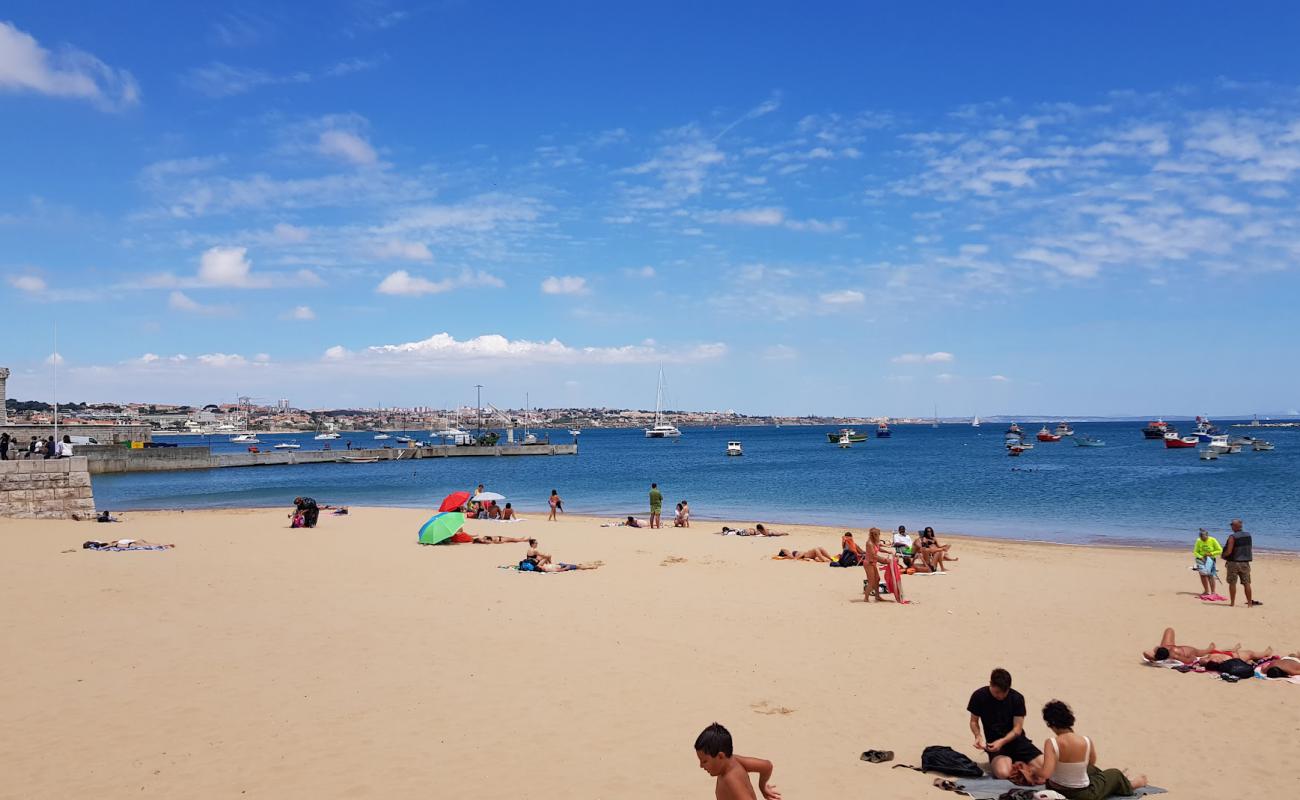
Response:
[971, 414, 981, 428]
[644, 369, 682, 438]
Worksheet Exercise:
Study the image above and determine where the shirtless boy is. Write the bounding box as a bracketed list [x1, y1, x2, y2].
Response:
[694, 723, 781, 800]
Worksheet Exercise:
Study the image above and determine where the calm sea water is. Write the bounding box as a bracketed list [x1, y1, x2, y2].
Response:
[93, 422, 1300, 550]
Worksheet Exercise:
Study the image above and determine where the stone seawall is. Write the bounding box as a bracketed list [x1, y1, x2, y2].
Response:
[2, 425, 153, 445]
[80, 443, 577, 474]
[0, 457, 96, 519]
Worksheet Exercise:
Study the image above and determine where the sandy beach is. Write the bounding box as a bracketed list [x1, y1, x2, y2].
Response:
[3, 507, 1297, 799]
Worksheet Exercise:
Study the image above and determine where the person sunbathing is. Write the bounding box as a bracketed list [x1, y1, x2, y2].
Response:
[721, 524, 788, 536]
[84, 539, 174, 550]
[776, 547, 834, 562]
[1263, 653, 1300, 678]
[1199, 646, 1275, 665]
[917, 526, 958, 571]
[538, 561, 603, 572]
[1142, 627, 1231, 663]
[471, 534, 531, 544]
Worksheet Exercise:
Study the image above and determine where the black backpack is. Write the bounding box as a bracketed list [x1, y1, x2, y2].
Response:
[919, 745, 984, 778]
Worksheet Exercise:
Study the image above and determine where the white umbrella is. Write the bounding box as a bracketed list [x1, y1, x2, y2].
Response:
[472, 491, 506, 502]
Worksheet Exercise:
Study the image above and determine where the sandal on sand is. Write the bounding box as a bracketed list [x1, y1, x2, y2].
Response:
[1251, 600, 1263, 606]
[933, 777, 960, 791]
[860, 749, 894, 763]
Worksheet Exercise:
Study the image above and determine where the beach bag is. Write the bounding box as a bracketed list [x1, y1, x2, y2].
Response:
[1216, 658, 1255, 680]
[919, 745, 984, 778]
[835, 549, 860, 567]
[518, 558, 538, 572]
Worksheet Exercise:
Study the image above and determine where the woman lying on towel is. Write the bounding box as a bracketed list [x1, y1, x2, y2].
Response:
[83, 539, 174, 550]
[721, 524, 789, 536]
[775, 547, 835, 562]
[538, 561, 603, 572]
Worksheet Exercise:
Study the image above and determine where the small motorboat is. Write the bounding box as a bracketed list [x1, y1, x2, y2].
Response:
[827, 428, 868, 443]
[373, 433, 390, 440]
[568, 429, 582, 436]
[1074, 435, 1105, 447]
[726, 441, 743, 456]
[338, 455, 380, 463]
[837, 434, 853, 449]
[1252, 440, 1275, 451]
[1054, 421, 1074, 437]
[876, 421, 892, 438]
[231, 433, 259, 443]
[395, 436, 413, 443]
[1192, 416, 1221, 442]
[1036, 426, 1062, 442]
[314, 432, 341, 440]
[273, 442, 301, 450]
[1199, 448, 1219, 460]
[1006, 422, 1023, 435]
[1142, 419, 1170, 439]
[1164, 432, 1198, 449]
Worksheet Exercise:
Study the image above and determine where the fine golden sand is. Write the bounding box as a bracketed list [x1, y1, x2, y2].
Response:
[3, 507, 1297, 799]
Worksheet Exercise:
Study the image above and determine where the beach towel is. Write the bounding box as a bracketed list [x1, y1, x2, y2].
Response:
[940, 775, 1166, 800]
[497, 564, 578, 574]
[87, 544, 171, 551]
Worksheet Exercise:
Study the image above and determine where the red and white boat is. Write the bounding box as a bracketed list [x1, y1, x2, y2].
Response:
[1036, 426, 1062, 442]
[1164, 431, 1198, 448]
[1008, 445, 1027, 456]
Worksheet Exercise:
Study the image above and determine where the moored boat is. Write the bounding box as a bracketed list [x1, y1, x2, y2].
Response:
[726, 441, 743, 456]
[1164, 432, 1198, 448]
[876, 421, 892, 438]
[1253, 439, 1275, 451]
[1008, 445, 1026, 456]
[1142, 419, 1169, 439]
[273, 442, 301, 450]
[1036, 426, 1062, 442]
[1199, 448, 1219, 460]
[373, 433, 390, 440]
[827, 428, 868, 443]
[1054, 421, 1074, 436]
[1074, 435, 1105, 447]
[837, 434, 853, 449]
[231, 433, 259, 443]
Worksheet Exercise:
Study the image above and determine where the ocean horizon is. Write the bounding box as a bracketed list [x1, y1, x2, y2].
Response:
[91, 421, 1300, 552]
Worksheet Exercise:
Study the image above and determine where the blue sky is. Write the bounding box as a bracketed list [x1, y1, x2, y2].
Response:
[3, 2, 1300, 416]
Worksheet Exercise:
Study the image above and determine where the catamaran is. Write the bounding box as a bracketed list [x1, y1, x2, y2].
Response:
[644, 370, 682, 438]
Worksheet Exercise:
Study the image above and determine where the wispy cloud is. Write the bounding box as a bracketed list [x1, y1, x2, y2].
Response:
[7, 274, 47, 293]
[183, 62, 310, 98]
[376, 269, 503, 296]
[541, 275, 589, 295]
[317, 129, 379, 166]
[892, 352, 954, 364]
[329, 332, 728, 366]
[819, 289, 865, 305]
[0, 21, 139, 110]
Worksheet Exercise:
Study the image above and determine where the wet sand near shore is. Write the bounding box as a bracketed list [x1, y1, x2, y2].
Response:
[3, 507, 1297, 798]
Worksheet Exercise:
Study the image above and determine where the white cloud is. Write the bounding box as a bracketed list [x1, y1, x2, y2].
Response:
[762, 344, 799, 361]
[935, 373, 955, 383]
[624, 266, 656, 279]
[318, 129, 378, 166]
[198, 245, 263, 287]
[333, 332, 728, 366]
[272, 223, 310, 243]
[709, 207, 786, 226]
[376, 269, 503, 296]
[196, 353, 247, 367]
[168, 291, 202, 312]
[375, 195, 542, 234]
[819, 289, 864, 305]
[286, 305, 315, 321]
[989, 374, 1010, 382]
[183, 62, 309, 98]
[8, 274, 47, 293]
[372, 240, 433, 261]
[45, 352, 64, 366]
[0, 21, 139, 111]
[541, 275, 589, 295]
[892, 351, 955, 364]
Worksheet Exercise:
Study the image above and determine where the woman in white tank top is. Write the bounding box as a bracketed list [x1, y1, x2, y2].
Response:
[1036, 700, 1148, 800]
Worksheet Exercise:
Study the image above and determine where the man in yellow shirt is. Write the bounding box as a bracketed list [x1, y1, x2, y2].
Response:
[1194, 528, 1223, 600]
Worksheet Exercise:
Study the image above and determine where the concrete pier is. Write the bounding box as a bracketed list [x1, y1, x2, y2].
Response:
[79, 443, 577, 475]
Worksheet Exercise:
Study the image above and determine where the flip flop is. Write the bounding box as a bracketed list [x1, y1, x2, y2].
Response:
[1251, 600, 1263, 606]
[860, 749, 894, 763]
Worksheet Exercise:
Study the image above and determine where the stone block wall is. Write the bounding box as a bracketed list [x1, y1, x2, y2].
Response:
[0, 456, 96, 519]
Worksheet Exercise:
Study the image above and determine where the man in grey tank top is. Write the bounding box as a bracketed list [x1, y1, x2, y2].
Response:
[1222, 519, 1256, 608]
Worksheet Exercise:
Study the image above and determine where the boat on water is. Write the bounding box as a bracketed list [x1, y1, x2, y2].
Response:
[1054, 421, 1074, 437]
[1199, 448, 1219, 460]
[373, 433, 390, 440]
[1141, 419, 1170, 439]
[1036, 426, 1062, 442]
[1006, 422, 1023, 435]
[394, 436, 413, 443]
[827, 428, 868, 443]
[1192, 416, 1221, 442]
[972, 414, 981, 428]
[1253, 439, 1275, 451]
[314, 432, 341, 440]
[1008, 445, 1027, 456]
[726, 441, 743, 456]
[568, 428, 582, 436]
[837, 434, 853, 449]
[644, 370, 682, 438]
[876, 421, 892, 438]
[1074, 435, 1105, 447]
[1164, 432, 1198, 449]
[273, 442, 301, 450]
[1207, 435, 1242, 455]
[1005, 429, 1025, 448]
[338, 455, 380, 463]
[231, 433, 259, 443]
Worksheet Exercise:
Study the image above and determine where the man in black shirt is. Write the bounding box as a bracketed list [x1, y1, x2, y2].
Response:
[293, 496, 320, 528]
[966, 667, 1042, 779]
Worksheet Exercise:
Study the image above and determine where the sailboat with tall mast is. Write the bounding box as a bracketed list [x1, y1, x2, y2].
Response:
[644, 370, 682, 438]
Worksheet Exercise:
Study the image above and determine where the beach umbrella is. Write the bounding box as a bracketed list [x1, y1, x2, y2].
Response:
[439, 491, 471, 511]
[418, 511, 466, 545]
[471, 491, 506, 502]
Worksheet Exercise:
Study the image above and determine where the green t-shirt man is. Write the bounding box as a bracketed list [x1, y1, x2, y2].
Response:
[649, 484, 663, 513]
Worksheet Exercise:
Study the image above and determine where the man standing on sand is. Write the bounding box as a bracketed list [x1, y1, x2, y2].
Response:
[649, 482, 663, 528]
[694, 722, 780, 800]
[1222, 519, 1258, 608]
[967, 668, 1043, 780]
